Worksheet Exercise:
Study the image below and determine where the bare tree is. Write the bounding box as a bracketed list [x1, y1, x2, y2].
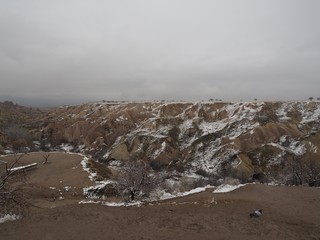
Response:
[288, 156, 304, 185]
[42, 153, 51, 164]
[114, 161, 159, 202]
[304, 157, 320, 187]
[0, 153, 29, 216]
[285, 156, 320, 187]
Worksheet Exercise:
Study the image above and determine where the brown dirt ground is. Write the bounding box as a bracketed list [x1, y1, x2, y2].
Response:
[1, 152, 92, 208]
[1, 153, 320, 240]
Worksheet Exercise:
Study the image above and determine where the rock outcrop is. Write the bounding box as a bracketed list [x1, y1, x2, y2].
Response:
[37, 101, 320, 184]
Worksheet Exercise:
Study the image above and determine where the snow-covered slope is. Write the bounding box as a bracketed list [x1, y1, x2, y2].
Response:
[38, 100, 320, 184]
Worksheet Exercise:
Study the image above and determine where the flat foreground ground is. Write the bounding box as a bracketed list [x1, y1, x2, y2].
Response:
[1, 153, 320, 240]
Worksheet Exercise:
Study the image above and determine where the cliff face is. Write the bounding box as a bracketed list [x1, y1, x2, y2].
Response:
[40, 101, 320, 183]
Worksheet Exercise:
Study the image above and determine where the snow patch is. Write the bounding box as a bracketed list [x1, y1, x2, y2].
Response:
[80, 186, 210, 207]
[60, 143, 74, 152]
[63, 186, 72, 192]
[213, 184, 246, 193]
[9, 163, 37, 172]
[199, 121, 227, 135]
[80, 156, 96, 181]
[79, 200, 143, 207]
[276, 102, 292, 122]
[0, 214, 20, 224]
[301, 104, 320, 124]
[83, 180, 115, 199]
[152, 141, 166, 159]
[4, 149, 14, 155]
[288, 141, 306, 156]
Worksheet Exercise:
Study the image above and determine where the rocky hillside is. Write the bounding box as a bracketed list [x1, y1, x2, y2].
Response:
[37, 100, 320, 185]
[0, 101, 44, 152]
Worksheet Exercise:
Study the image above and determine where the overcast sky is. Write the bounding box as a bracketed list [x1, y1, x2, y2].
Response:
[1, 0, 320, 106]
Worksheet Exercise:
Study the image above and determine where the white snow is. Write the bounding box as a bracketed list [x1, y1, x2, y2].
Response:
[276, 102, 292, 122]
[0, 214, 20, 224]
[9, 163, 37, 172]
[107, 159, 122, 167]
[80, 184, 246, 207]
[60, 143, 74, 152]
[63, 186, 72, 192]
[83, 180, 116, 198]
[115, 115, 128, 122]
[4, 149, 14, 154]
[178, 119, 193, 139]
[79, 200, 143, 207]
[156, 187, 207, 201]
[152, 141, 166, 159]
[309, 142, 318, 153]
[80, 156, 96, 181]
[199, 120, 227, 135]
[180, 187, 207, 196]
[301, 104, 320, 124]
[213, 184, 246, 193]
[280, 135, 288, 144]
[288, 141, 306, 156]
[103, 201, 143, 207]
[80, 186, 210, 207]
[190, 140, 222, 171]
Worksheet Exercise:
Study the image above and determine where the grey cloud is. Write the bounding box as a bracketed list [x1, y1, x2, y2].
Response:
[1, 0, 320, 106]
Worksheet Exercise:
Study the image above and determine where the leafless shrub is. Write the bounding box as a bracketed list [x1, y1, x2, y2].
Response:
[42, 153, 51, 164]
[286, 156, 320, 187]
[267, 155, 320, 187]
[113, 161, 161, 202]
[0, 153, 29, 216]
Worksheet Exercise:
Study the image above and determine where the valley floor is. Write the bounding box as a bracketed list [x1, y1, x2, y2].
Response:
[1, 153, 320, 240]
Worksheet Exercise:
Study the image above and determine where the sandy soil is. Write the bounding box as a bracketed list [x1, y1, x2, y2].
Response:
[1, 153, 320, 240]
[1, 152, 92, 208]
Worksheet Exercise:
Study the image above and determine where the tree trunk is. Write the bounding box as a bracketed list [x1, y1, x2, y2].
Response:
[130, 191, 135, 201]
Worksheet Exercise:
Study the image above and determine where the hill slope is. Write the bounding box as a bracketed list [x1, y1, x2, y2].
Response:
[37, 101, 320, 185]
[0, 101, 44, 152]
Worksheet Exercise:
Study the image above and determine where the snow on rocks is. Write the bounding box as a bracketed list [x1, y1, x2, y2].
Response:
[83, 180, 115, 199]
[288, 141, 306, 156]
[60, 143, 74, 152]
[152, 141, 167, 159]
[276, 102, 292, 122]
[301, 103, 320, 124]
